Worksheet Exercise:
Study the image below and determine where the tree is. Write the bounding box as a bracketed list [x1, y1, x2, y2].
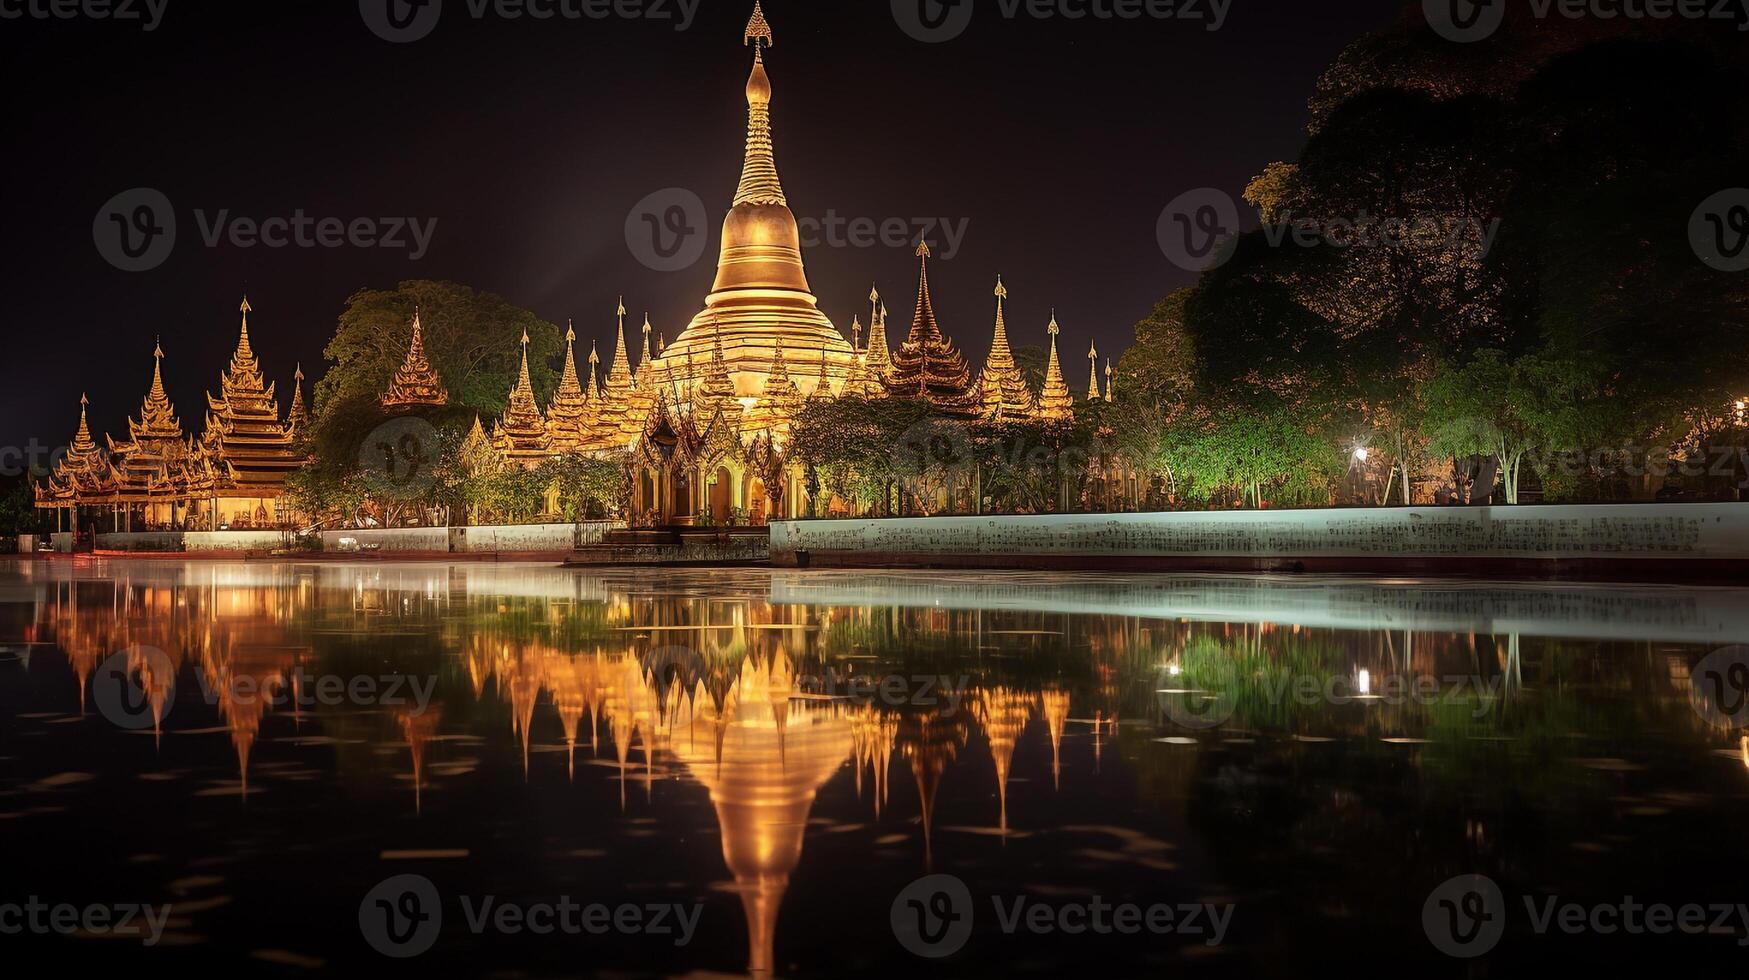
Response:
[1422, 349, 1602, 504]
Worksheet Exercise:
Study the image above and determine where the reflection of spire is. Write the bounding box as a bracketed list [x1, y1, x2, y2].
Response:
[976, 687, 1032, 835]
[400, 706, 443, 816]
[849, 704, 897, 819]
[669, 648, 852, 977]
[1040, 687, 1070, 791]
[898, 711, 968, 872]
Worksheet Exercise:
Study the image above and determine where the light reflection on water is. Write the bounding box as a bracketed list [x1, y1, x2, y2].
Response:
[1, 561, 1747, 976]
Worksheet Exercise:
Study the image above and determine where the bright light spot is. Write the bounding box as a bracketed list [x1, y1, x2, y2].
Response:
[1357, 669, 1371, 696]
[1352, 446, 1369, 463]
[1168, 663, 1182, 677]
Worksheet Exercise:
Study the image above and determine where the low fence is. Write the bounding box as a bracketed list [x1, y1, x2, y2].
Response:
[316, 522, 622, 554]
[771, 503, 1749, 578]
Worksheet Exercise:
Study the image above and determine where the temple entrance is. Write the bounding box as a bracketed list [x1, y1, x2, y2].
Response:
[671, 472, 693, 522]
[710, 467, 732, 525]
[749, 479, 767, 526]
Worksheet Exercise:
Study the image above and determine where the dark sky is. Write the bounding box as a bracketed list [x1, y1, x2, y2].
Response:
[2, 0, 1412, 452]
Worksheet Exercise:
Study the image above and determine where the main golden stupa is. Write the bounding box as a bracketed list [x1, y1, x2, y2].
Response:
[656, 1, 857, 398]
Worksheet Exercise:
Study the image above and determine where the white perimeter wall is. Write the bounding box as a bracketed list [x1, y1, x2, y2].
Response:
[772, 504, 1749, 562]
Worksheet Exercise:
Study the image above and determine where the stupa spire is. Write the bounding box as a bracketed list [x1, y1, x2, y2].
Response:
[288, 364, 309, 430]
[606, 298, 634, 394]
[888, 242, 978, 418]
[1086, 342, 1101, 401]
[381, 308, 449, 408]
[237, 295, 254, 359]
[1037, 312, 1074, 421]
[735, 1, 784, 208]
[865, 285, 893, 380]
[977, 275, 1036, 421]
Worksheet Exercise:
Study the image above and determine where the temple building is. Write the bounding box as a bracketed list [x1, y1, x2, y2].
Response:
[37, 298, 310, 532]
[40, 2, 1114, 532]
[380, 310, 449, 410]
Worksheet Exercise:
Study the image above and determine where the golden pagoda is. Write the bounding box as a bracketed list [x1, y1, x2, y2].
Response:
[201, 297, 307, 525]
[107, 340, 198, 529]
[545, 320, 594, 452]
[380, 309, 450, 409]
[863, 286, 894, 383]
[36, 394, 115, 527]
[657, 1, 858, 398]
[287, 364, 309, 432]
[746, 337, 803, 434]
[976, 276, 1038, 422]
[887, 242, 979, 418]
[492, 330, 551, 465]
[1036, 312, 1075, 421]
[1086, 341, 1102, 402]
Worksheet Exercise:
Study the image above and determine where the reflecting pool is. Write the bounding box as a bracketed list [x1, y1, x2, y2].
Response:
[2, 561, 1747, 976]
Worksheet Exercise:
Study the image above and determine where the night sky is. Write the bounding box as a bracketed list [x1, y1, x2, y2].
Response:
[2, 0, 1411, 452]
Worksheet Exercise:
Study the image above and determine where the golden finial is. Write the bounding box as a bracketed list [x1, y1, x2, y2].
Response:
[617, 296, 627, 321]
[745, 0, 773, 48]
[851, 315, 863, 349]
[870, 284, 880, 304]
[589, 340, 600, 366]
[521, 329, 530, 347]
[1089, 342, 1098, 360]
[994, 275, 1007, 301]
[642, 314, 652, 336]
[80, 392, 88, 407]
[1048, 311, 1060, 336]
[239, 295, 252, 315]
[566, 318, 576, 343]
[153, 337, 164, 359]
[916, 241, 932, 260]
[295, 362, 304, 382]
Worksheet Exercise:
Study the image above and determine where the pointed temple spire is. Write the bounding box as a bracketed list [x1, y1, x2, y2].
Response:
[1086, 341, 1101, 402]
[887, 242, 978, 418]
[381, 308, 450, 409]
[976, 274, 1037, 422]
[288, 364, 309, 431]
[864, 284, 893, 382]
[606, 298, 634, 395]
[1037, 311, 1074, 421]
[735, 0, 784, 208]
[547, 319, 593, 452]
[494, 328, 550, 464]
[1105, 358, 1114, 403]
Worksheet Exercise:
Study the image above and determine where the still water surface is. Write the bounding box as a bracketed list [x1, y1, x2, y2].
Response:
[2, 561, 1747, 976]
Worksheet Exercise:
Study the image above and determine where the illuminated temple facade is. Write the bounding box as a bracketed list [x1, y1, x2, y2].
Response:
[384, 2, 1107, 524]
[41, 3, 1112, 531]
[37, 298, 310, 532]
